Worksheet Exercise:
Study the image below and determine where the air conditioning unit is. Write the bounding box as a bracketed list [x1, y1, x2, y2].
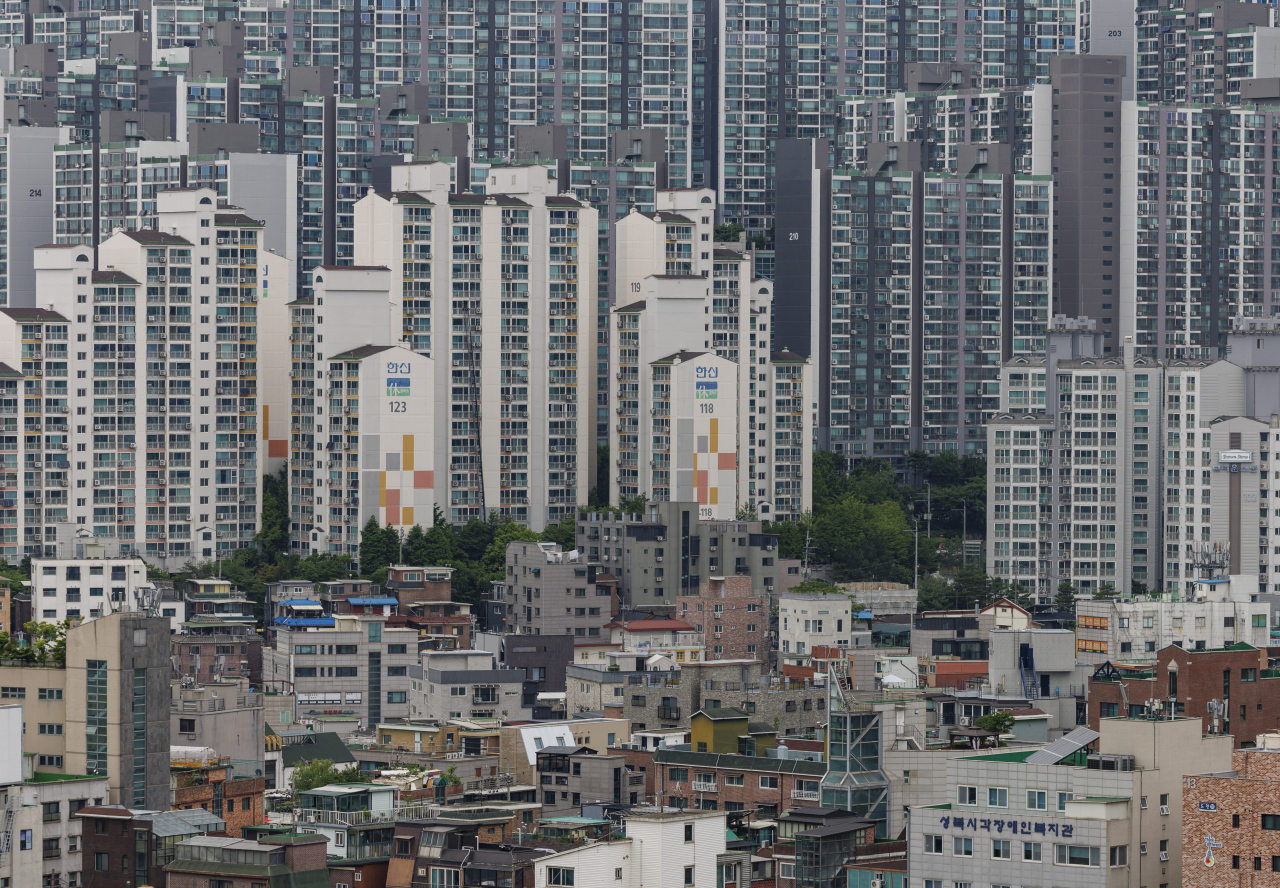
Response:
[1160, 805, 1170, 815]
[958, 716, 971, 727]
[870, 881, 885, 888]
[93, 480, 100, 487]
[1159, 852, 1169, 861]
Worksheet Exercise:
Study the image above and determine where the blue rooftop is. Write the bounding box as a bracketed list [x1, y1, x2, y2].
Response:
[277, 616, 336, 627]
[348, 597, 398, 606]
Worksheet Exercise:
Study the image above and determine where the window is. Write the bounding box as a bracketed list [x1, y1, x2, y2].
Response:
[178, 719, 195, 733]
[684, 824, 694, 842]
[1056, 845, 1101, 867]
[724, 774, 743, 786]
[1100, 702, 1119, 718]
[1023, 842, 1042, 862]
[1058, 791, 1074, 811]
[1243, 668, 1258, 683]
[37, 689, 61, 701]
[94, 853, 108, 872]
[684, 866, 694, 885]
[992, 839, 1011, 859]
[1110, 845, 1128, 867]
[958, 785, 977, 806]
[0, 688, 24, 699]
[388, 644, 408, 654]
[1027, 790, 1047, 810]
[614, 868, 623, 880]
[953, 837, 972, 857]
[547, 869, 575, 887]
[988, 787, 1007, 807]
[925, 835, 943, 854]
[387, 692, 407, 703]
[1262, 814, 1280, 830]
[387, 666, 408, 677]
[38, 755, 62, 768]
[37, 724, 62, 736]
[760, 775, 778, 789]
[669, 768, 688, 782]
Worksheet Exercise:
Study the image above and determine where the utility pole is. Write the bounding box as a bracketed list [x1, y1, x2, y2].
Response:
[926, 481, 932, 541]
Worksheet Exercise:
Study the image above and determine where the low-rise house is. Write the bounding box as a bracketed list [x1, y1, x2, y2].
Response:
[530, 807, 746, 888]
[163, 833, 330, 888]
[263, 728, 356, 792]
[25, 769, 110, 888]
[171, 679, 266, 779]
[292, 782, 435, 860]
[412, 650, 533, 722]
[536, 745, 628, 815]
[169, 752, 265, 837]
[76, 805, 224, 888]
[171, 616, 263, 683]
[1087, 642, 1280, 745]
[605, 614, 704, 662]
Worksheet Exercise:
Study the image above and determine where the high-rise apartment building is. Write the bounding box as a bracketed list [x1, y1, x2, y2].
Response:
[609, 188, 810, 518]
[986, 317, 1159, 601]
[4, 187, 292, 569]
[775, 139, 1051, 465]
[351, 160, 595, 531]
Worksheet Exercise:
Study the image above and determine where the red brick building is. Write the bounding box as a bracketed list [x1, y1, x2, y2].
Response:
[164, 832, 329, 888]
[77, 806, 225, 888]
[1182, 745, 1280, 885]
[678, 575, 768, 661]
[653, 748, 826, 816]
[170, 761, 265, 837]
[1087, 643, 1280, 746]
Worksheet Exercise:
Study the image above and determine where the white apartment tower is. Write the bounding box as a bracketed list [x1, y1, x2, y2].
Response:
[987, 320, 1160, 601]
[8, 188, 292, 570]
[610, 189, 811, 521]
[353, 162, 596, 531]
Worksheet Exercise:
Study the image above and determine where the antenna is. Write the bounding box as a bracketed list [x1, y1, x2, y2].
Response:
[1189, 541, 1231, 581]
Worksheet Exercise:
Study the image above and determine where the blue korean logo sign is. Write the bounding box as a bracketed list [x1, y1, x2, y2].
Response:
[696, 365, 718, 399]
[387, 361, 411, 396]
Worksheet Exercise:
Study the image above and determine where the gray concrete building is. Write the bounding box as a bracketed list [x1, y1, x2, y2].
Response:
[574, 502, 802, 613]
[907, 718, 1232, 888]
[566, 659, 825, 737]
[171, 679, 266, 780]
[411, 650, 533, 723]
[489, 541, 619, 637]
[987, 629, 1091, 741]
[535, 745, 626, 816]
[261, 613, 418, 728]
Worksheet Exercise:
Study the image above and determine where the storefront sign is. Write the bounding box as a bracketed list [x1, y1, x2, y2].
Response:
[938, 816, 1073, 837]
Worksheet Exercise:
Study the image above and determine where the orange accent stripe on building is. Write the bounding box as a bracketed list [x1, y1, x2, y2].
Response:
[403, 434, 414, 471]
[710, 417, 718, 453]
[262, 404, 269, 439]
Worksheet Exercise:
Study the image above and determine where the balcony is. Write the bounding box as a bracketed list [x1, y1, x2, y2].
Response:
[691, 781, 717, 793]
[791, 789, 821, 802]
[657, 706, 681, 720]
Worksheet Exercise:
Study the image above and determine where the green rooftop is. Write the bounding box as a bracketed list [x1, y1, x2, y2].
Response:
[958, 750, 1039, 763]
[28, 772, 98, 783]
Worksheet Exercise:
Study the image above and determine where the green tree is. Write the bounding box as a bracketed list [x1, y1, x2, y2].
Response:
[359, 516, 392, 576]
[766, 519, 807, 560]
[256, 466, 290, 561]
[1093, 583, 1119, 601]
[541, 518, 577, 549]
[973, 711, 1016, 735]
[1054, 580, 1078, 615]
[735, 503, 758, 521]
[790, 579, 838, 596]
[455, 518, 496, 563]
[294, 553, 353, 583]
[618, 493, 648, 515]
[292, 758, 363, 792]
[949, 562, 1003, 610]
[1131, 578, 1149, 598]
[482, 521, 544, 576]
[713, 223, 744, 243]
[423, 510, 459, 565]
[916, 574, 953, 611]
[402, 524, 429, 565]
